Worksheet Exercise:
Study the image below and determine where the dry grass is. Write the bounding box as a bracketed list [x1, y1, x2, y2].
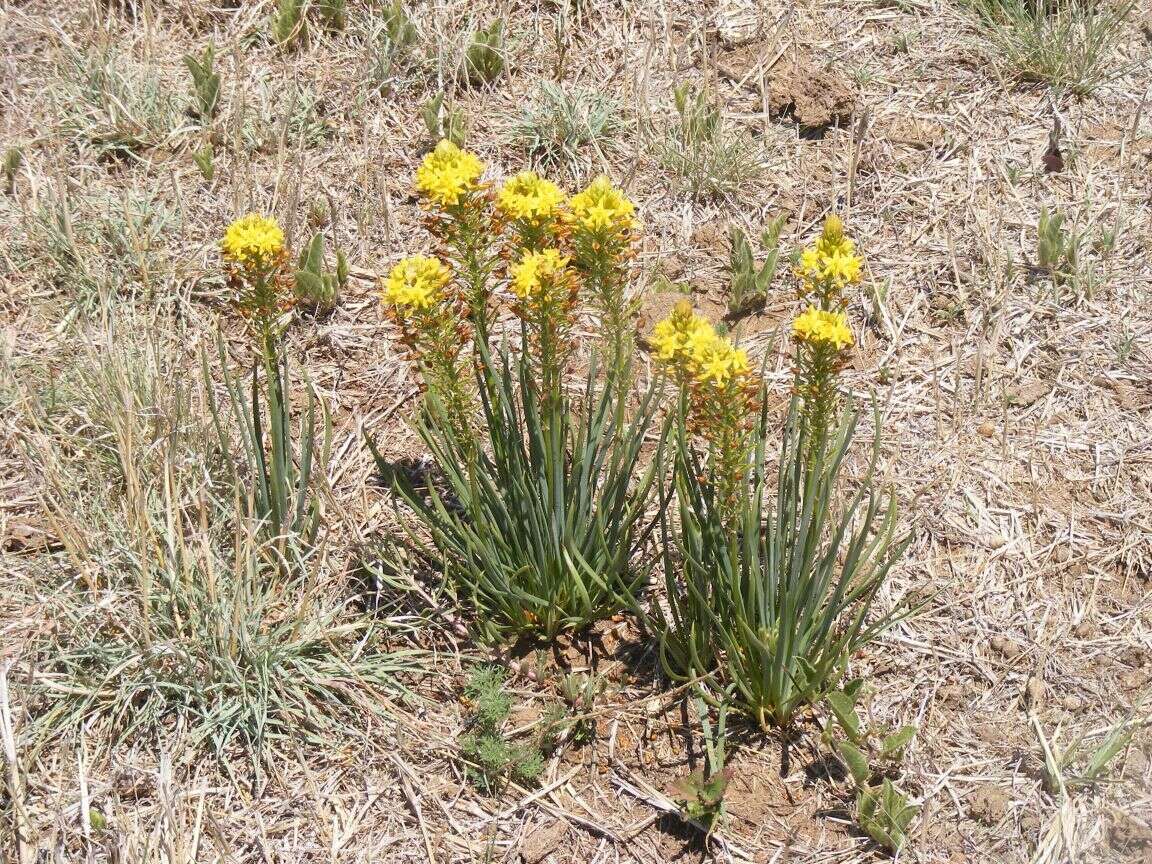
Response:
[2, 0, 1151, 862]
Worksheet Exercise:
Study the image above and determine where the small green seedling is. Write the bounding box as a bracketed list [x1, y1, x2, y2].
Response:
[670, 767, 730, 829]
[3, 147, 22, 194]
[382, 1, 418, 52]
[459, 667, 545, 795]
[315, 0, 347, 32]
[1037, 206, 1084, 296]
[825, 683, 919, 853]
[462, 21, 504, 86]
[183, 43, 220, 122]
[670, 693, 731, 832]
[554, 671, 606, 745]
[272, 0, 307, 48]
[857, 778, 918, 852]
[421, 91, 466, 146]
[294, 232, 348, 313]
[727, 215, 785, 316]
[192, 144, 214, 182]
[1032, 710, 1140, 795]
[656, 82, 761, 198]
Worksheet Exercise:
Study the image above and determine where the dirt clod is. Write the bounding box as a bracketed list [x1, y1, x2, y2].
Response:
[969, 784, 1011, 825]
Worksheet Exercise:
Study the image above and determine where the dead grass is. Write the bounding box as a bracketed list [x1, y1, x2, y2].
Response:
[2, 0, 1151, 862]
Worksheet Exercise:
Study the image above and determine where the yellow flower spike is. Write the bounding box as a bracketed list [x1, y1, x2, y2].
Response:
[651, 300, 716, 368]
[415, 140, 485, 208]
[792, 307, 854, 350]
[222, 213, 285, 273]
[384, 256, 451, 310]
[821, 213, 844, 245]
[497, 171, 565, 222]
[510, 248, 571, 299]
[568, 175, 635, 234]
[694, 336, 750, 387]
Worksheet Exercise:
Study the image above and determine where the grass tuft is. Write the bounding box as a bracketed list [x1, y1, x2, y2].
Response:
[18, 325, 420, 769]
[966, 0, 1137, 95]
[511, 81, 620, 176]
[653, 84, 762, 200]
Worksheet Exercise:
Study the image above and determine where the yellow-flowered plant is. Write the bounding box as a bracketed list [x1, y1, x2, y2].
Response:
[792, 216, 861, 456]
[509, 248, 570, 299]
[567, 175, 638, 377]
[382, 255, 472, 443]
[796, 214, 864, 306]
[568, 175, 636, 234]
[638, 214, 909, 733]
[415, 139, 486, 208]
[509, 247, 578, 405]
[222, 213, 291, 329]
[650, 300, 716, 370]
[371, 153, 664, 642]
[652, 302, 758, 520]
[793, 306, 854, 350]
[385, 255, 451, 309]
[212, 213, 330, 546]
[497, 172, 565, 247]
[413, 141, 497, 340]
[222, 213, 286, 276]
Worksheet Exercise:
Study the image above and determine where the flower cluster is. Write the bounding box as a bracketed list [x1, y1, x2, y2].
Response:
[568, 175, 635, 236]
[497, 172, 565, 224]
[394, 144, 639, 411]
[651, 301, 750, 390]
[650, 300, 715, 369]
[651, 302, 757, 516]
[796, 214, 863, 304]
[510, 248, 571, 300]
[385, 256, 451, 310]
[790, 215, 863, 458]
[792, 307, 854, 351]
[696, 336, 750, 387]
[222, 213, 286, 277]
[221, 213, 293, 330]
[416, 140, 486, 208]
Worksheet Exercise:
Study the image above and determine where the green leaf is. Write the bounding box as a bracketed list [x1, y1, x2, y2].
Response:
[856, 779, 916, 851]
[827, 691, 863, 742]
[294, 269, 324, 298]
[881, 724, 916, 759]
[192, 145, 214, 182]
[836, 740, 871, 787]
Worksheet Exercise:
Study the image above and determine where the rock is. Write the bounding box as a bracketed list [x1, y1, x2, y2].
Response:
[968, 783, 1010, 825]
[1110, 811, 1152, 851]
[1022, 675, 1046, 711]
[717, 45, 855, 131]
[1006, 380, 1050, 407]
[990, 635, 1023, 661]
[1072, 620, 1096, 639]
[519, 821, 569, 864]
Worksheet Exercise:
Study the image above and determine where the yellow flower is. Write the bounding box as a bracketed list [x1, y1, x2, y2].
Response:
[568, 175, 635, 234]
[797, 214, 863, 289]
[792, 307, 854, 350]
[415, 140, 485, 208]
[821, 250, 862, 286]
[384, 256, 451, 310]
[510, 248, 571, 299]
[695, 337, 749, 387]
[651, 300, 716, 366]
[497, 172, 565, 222]
[222, 214, 285, 273]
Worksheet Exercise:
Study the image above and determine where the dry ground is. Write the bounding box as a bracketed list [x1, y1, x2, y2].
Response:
[1, 0, 1151, 861]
